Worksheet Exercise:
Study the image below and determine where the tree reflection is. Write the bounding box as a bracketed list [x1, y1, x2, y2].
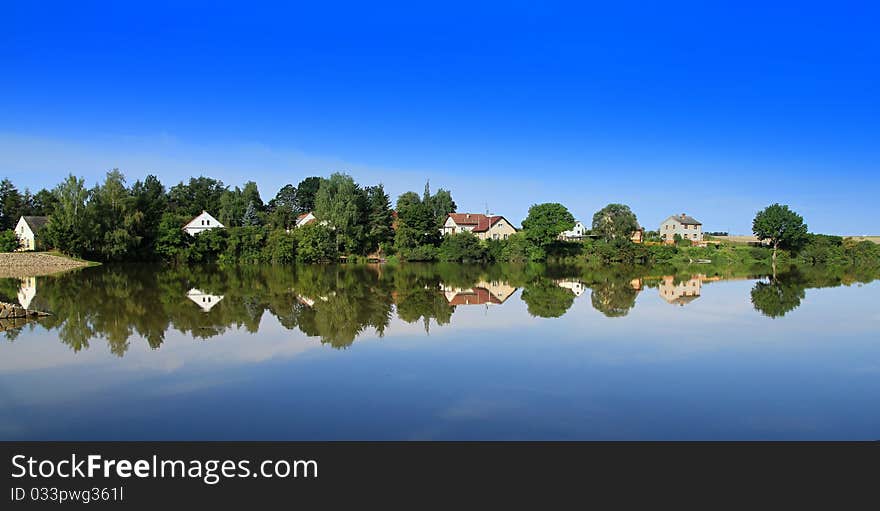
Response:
[3, 262, 877, 354]
[750, 273, 806, 318]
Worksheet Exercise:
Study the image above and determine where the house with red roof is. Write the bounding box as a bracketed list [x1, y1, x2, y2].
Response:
[440, 213, 518, 241]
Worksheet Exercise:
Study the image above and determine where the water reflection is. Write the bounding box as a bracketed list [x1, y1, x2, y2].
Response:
[1, 263, 878, 354]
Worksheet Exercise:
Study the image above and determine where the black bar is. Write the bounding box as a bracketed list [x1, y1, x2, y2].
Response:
[2, 442, 876, 507]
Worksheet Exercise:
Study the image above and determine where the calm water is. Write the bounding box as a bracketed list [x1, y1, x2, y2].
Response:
[1, 263, 878, 440]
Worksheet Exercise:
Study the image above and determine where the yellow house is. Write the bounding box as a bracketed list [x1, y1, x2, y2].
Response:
[441, 213, 518, 241]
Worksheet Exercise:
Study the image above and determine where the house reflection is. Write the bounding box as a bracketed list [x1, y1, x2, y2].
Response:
[658, 276, 702, 306]
[18, 277, 37, 309]
[441, 281, 517, 306]
[186, 288, 225, 312]
[555, 279, 586, 297]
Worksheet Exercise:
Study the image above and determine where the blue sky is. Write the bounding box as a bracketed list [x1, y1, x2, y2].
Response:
[2, 1, 878, 234]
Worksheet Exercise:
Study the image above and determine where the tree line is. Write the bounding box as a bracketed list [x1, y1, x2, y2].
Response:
[1, 171, 877, 269]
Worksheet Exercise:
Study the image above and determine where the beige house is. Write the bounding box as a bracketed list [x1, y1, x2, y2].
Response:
[183, 211, 224, 236]
[441, 213, 517, 241]
[15, 216, 49, 251]
[660, 213, 703, 243]
[295, 212, 318, 228]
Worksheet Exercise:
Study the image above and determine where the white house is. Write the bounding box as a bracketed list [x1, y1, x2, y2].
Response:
[295, 212, 318, 228]
[183, 211, 224, 236]
[559, 221, 589, 241]
[186, 288, 224, 312]
[556, 279, 586, 297]
[15, 216, 49, 251]
[440, 213, 518, 241]
[660, 213, 703, 243]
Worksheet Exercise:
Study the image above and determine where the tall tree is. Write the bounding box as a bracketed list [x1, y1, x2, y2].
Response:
[294, 176, 322, 214]
[268, 184, 298, 229]
[218, 187, 247, 227]
[31, 189, 59, 216]
[591, 203, 639, 242]
[522, 203, 575, 248]
[752, 203, 809, 270]
[168, 176, 226, 217]
[314, 173, 368, 253]
[0, 179, 23, 230]
[364, 184, 394, 253]
[42, 174, 95, 256]
[394, 191, 439, 252]
[93, 169, 144, 261]
[241, 181, 264, 211]
[131, 175, 168, 257]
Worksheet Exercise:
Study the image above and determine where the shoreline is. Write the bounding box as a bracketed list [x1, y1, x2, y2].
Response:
[0, 252, 97, 279]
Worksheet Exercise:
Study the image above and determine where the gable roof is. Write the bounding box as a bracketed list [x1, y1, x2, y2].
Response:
[665, 214, 701, 225]
[183, 210, 224, 229]
[446, 213, 514, 233]
[21, 216, 49, 233]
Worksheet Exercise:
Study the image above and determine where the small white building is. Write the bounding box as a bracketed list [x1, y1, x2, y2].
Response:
[295, 212, 318, 228]
[660, 213, 703, 243]
[183, 211, 224, 236]
[559, 221, 589, 241]
[186, 288, 224, 312]
[15, 216, 49, 251]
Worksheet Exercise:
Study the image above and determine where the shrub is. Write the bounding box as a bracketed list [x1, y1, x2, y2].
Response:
[397, 244, 437, 262]
[263, 229, 297, 264]
[437, 232, 486, 262]
[0, 230, 20, 252]
[293, 224, 338, 263]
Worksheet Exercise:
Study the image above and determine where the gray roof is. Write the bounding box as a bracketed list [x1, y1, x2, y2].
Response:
[665, 214, 701, 225]
[22, 216, 49, 233]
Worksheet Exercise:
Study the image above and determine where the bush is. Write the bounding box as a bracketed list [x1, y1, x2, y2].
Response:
[397, 244, 437, 262]
[223, 226, 266, 264]
[437, 232, 486, 262]
[0, 230, 20, 252]
[293, 224, 338, 263]
[263, 229, 297, 264]
[749, 247, 771, 261]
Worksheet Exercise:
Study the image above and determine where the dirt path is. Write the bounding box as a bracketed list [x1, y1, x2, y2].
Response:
[0, 252, 93, 278]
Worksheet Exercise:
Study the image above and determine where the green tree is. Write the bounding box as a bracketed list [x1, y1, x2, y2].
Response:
[241, 201, 261, 226]
[31, 189, 59, 216]
[750, 277, 806, 318]
[0, 179, 23, 231]
[0, 230, 20, 252]
[267, 184, 298, 229]
[394, 191, 439, 258]
[591, 203, 639, 242]
[521, 278, 575, 318]
[438, 231, 486, 262]
[168, 177, 226, 217]
[752, 204, 809, 269]
[93, 169, 145, 261]
[294, 224, 338, 263]
[365, 184, 394, 254]
[218, 187, 247, 227]
[522, 203, 575, 250]
[263, 229, 297, 263]
[314, 173, 368, 254]
[130, 175, 168, 258]
[294, 176, 322, 214]
[42, 174, 96, 257]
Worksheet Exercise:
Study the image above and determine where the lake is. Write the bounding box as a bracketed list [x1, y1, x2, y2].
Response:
[0, 263, 878, 440]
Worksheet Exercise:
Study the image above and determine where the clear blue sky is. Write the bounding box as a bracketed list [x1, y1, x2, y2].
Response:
[2, 1, 878, 234]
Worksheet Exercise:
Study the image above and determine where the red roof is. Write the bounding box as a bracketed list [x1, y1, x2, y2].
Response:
[296, 212, 312, 221]
[447, 287, 503, 305]
[446, 213, 508, 233]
